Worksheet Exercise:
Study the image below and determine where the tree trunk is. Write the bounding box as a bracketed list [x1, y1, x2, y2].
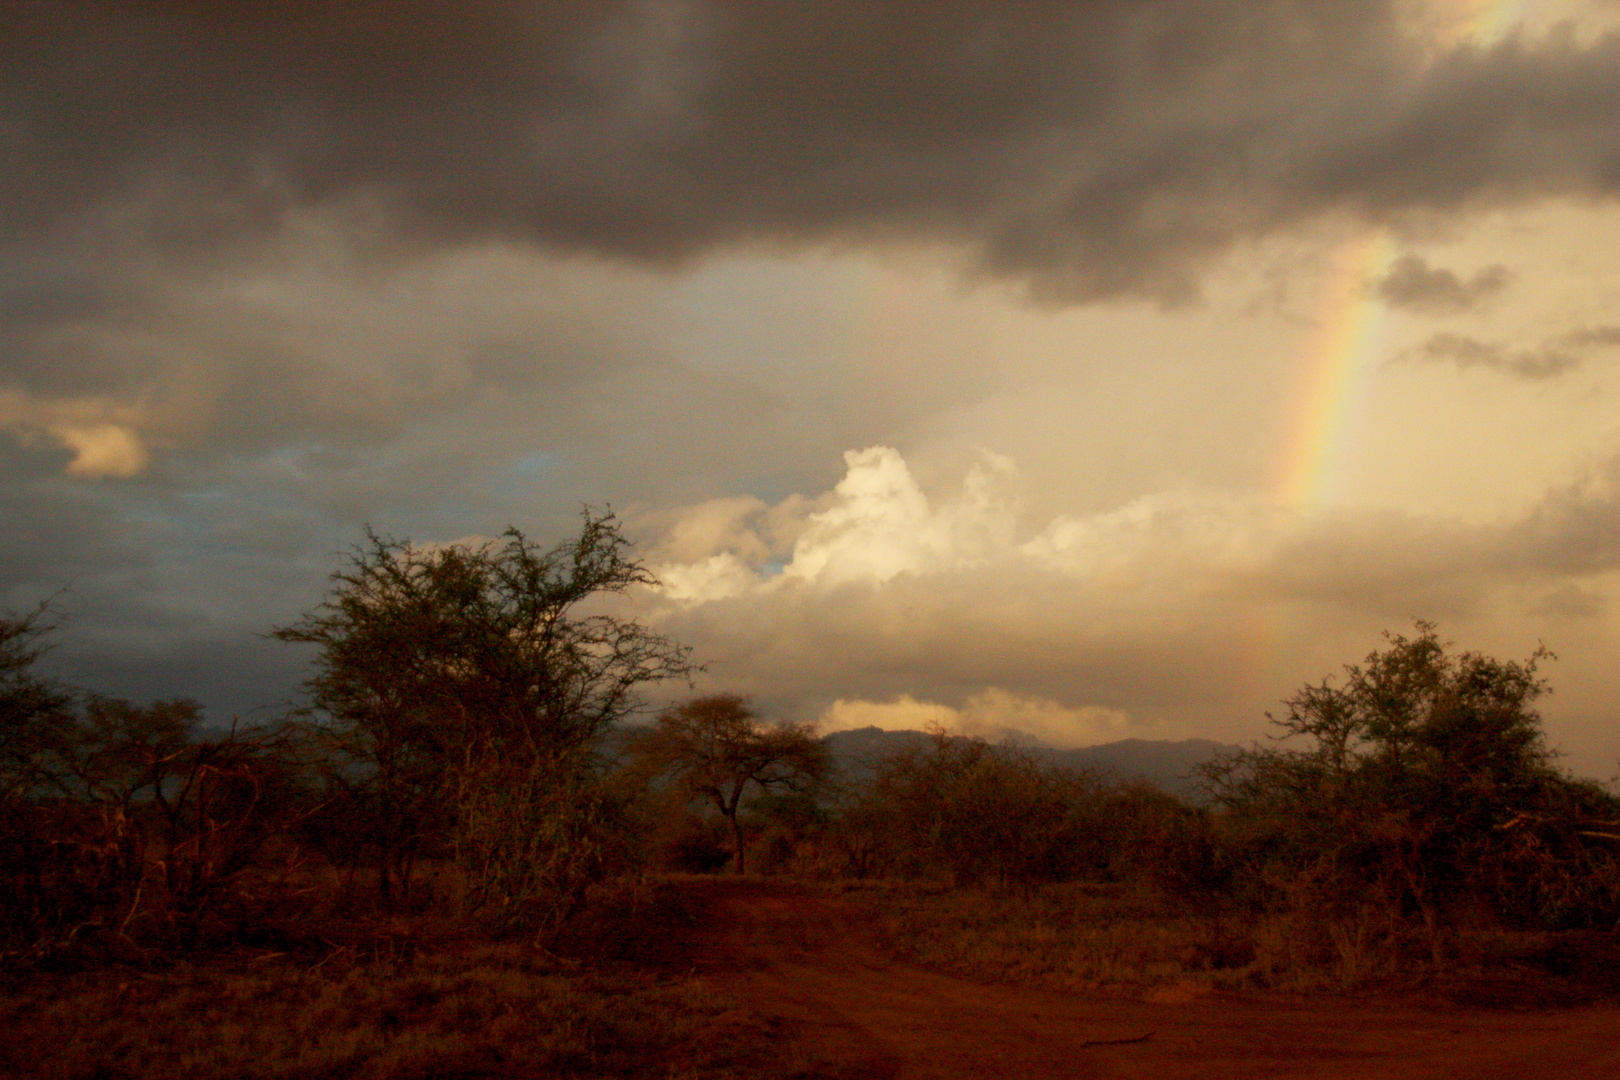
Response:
[729, 812, 747, 875]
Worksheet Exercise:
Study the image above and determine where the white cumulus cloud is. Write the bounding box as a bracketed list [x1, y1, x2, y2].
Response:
[640, 444, 1620, 753]
[783, 446, 1017, 586]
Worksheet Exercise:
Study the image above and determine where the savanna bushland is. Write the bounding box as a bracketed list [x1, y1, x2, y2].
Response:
[4, 518, 1620, 1078]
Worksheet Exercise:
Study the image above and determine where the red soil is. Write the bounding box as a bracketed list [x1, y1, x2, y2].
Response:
[682, 881, 1620, 1079]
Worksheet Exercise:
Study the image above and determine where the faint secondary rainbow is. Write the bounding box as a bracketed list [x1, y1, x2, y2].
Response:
[1274, 229, 1398, 508]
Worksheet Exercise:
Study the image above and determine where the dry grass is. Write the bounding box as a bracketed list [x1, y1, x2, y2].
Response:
[856, 880, 1247, 994]
[11, 871, 1619, 1080]
[0, 879, 846, 1080]
[848, 878, 1620, 1003]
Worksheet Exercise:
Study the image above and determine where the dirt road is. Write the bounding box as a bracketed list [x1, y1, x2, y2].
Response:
[681, 881, 1620, 1079]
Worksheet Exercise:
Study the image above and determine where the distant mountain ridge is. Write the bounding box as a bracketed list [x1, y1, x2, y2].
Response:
[821, 726, 1237, 800]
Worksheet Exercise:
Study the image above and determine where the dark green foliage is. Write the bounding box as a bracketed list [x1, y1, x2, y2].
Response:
[745, 790, 834, 875]
[1202, 622, 1620, 959]
[651, 810, 735, 874]
[1100, 781, 1230, 901]
[748, 790, 829, 831]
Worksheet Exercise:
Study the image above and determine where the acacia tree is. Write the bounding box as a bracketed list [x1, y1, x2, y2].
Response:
[57, 697, 313, 939]
[0, 607, 315, 952]
[275, 510, 693, 919]
[635, 695, 827, 875]
[0, 603, 74, 799]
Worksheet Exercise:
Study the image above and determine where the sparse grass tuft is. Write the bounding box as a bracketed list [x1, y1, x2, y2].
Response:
[860, 880, 1246, 994]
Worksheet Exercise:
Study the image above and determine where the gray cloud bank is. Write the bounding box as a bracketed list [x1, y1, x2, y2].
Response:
[1402, 321, 1620, 379]
[9, 0, 1620, 477]
[1375, 255, 1511, 314]
[8, 1, 1620, 304]
[1408, 332, 1581, 380]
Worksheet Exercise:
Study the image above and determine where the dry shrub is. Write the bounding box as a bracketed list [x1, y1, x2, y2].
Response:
[1202, 624, 1620, 987]
[1239, 862, 1412, 990]
[649, 809, 735, 874]
[0, 713, 326, 967]
[0, 875, 871, 1080]
[865, 880, 1244, 993]
[855, 729, 1108, 888]
[450, 750, 645, 943]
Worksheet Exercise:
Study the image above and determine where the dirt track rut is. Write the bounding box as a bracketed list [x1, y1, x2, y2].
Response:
[683, 882, 1620, 1079]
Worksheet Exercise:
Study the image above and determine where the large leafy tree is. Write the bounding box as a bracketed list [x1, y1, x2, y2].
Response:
[1203, 622, 1620, 945]
[635, 694, 828, 875]
[275, 511, 693, 912]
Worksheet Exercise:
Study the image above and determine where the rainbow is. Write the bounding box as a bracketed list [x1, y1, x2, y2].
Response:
[1274, 229, 1397, 508]
[1273, 0, 1535, 506]
[1243, 0, 1535, 702]
[1243, 228, 1397, 702]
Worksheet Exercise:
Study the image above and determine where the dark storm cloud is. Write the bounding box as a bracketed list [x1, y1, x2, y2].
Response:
[0, 271, 126, 335]
[0, 442, 155, 633]
[8, 2, 1620, 303]
[1375, 254, 1511, 314]
[48, 634, 316, 727]
[0, 476, 145, 592]
[1405, 331, 1581, 380]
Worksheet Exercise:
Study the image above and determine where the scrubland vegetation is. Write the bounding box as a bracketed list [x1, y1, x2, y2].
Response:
[5, 516, 1620, 1075]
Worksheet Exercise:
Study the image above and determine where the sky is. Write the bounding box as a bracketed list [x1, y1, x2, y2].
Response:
[6, 0, 1620, 775]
